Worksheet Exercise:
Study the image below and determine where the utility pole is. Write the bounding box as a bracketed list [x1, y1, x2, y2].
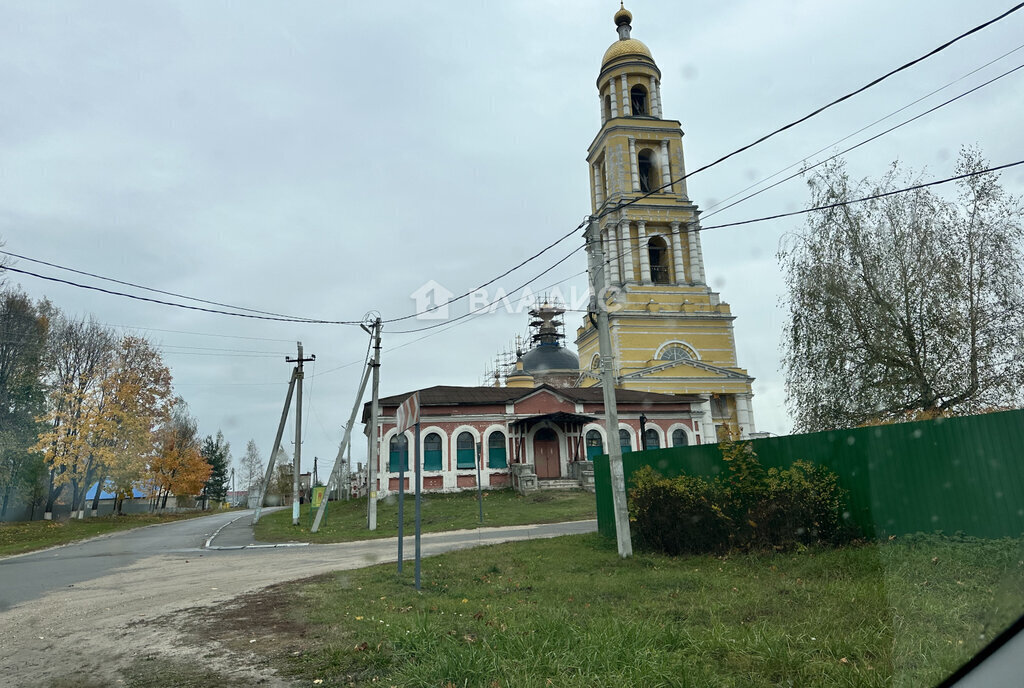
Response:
[252, 368, 297, 524]
[585, 218, 633, 557]
[287, 342, 316, 526]
[310, 344, 373, 533]
[362, 317, 382, 530]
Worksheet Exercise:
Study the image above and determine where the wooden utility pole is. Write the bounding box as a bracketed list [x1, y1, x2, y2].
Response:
[363, 318, 382, 531]
[287, 342, 316, 526]
[585, 218, 633, 557]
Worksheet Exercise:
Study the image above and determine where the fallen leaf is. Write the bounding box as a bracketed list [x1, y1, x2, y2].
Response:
[840, 657, 849, 664]
[355, 642, 369, 652]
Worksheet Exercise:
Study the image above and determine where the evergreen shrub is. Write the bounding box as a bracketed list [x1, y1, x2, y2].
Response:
[628, 441, 855, 554]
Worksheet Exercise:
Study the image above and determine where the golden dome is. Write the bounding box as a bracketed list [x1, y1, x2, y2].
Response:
[614, 5, 632, 26]
[601, 38, 652, 67]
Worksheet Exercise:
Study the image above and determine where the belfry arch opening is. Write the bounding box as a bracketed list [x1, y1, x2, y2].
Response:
[603, 94, 612, 121]
[630, 85, 648, 116]
[637, 148, 658, 193]
[648, 235, 670, 283]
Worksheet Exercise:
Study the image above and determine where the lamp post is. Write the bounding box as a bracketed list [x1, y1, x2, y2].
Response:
[639, 414, 648, 449]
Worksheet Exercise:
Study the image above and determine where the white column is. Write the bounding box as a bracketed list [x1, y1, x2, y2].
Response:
[698, 397, 714, 445]
[736, 393, 756, 439]
[659, 140, 672, 193]
[620, 220, 635, 283]
[655, 79, 663, 117]
[637, 221, 650, 283]
[592, 164, 604, 207]
[670, 221, 686, 283]
[620, 74, 630, 116]
[599, 94, 606, 125]
[687, 224, 704, 285]
[608, 223, 621, 285]
[649, 76, 660, 117]
[693, 226, 707, 284]
[609, 80, 618, 119]
[627, 137, 640, 192]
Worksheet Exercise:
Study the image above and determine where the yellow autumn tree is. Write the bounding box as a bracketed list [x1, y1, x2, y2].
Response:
[146, 398, 210, 510]
[91, 336, 174, 515]
[31, 317, 115, 517]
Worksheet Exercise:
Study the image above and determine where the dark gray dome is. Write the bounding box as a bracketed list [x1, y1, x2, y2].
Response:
[521, 344, 580, 373]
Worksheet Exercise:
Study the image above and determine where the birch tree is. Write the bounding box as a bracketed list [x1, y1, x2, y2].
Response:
[779, 148, 1024, 432]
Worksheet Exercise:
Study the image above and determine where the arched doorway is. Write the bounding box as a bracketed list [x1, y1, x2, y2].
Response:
[533, 427, 560, 479]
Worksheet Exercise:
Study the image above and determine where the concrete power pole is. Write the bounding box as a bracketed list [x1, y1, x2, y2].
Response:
[364, 317, 382, 531]
[287, 342, 315, 526]
[585, 218, 633, 558]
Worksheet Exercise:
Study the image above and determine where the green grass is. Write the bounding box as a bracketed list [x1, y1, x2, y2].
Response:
[225, 533, 1023, 687]
[253, 489, 597, 544]
[0, 510, 223, 557]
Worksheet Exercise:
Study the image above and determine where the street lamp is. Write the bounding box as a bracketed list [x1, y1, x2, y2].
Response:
[639, 414, 648, 449]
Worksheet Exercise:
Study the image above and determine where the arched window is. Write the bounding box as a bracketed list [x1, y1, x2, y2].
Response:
[660, 345, 692, 362]
[488, 431, 507, 469]
[591, 354, 601, 371]
[423, 432, 442, 471]
[603, 94, 612, 121]
[644, 428, 660, 450]
[388, 434, 408, 472]
[648, 236, 670, 283]
[630, 85, 648, 116]
[619, 429, 632, 454]
[672, 429, 689, 447]
[637, 149, 658, 193]
[456, 432, 476, 469]
[585, 429, 603, 460]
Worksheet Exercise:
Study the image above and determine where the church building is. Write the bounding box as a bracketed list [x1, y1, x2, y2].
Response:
[364, 6, 757, 495]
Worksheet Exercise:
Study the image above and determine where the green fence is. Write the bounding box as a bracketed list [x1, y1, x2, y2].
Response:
[594, 409, 1024, 540]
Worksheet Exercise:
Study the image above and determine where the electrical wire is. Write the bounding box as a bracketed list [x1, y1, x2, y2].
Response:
[701, 60, 1024, 222]
[0, 265, 362, 324]
[0, 249, 334, 323]
[6, 5, 1021, 329]
[593, 1, 1024, 222]
[703, 41, 1024, 215]
[387, 244, 586, 335]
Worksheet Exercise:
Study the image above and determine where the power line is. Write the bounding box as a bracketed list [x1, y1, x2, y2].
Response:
[594, 2, 1024, 221]
[103, 323, 296, 343]
[6, 6, 1020, 330]
[700, 159, 1024, 231]
[388, 244, 586, 335]
[0, 249, 330, 322]
[1, 265, 362, 324]
[702, 43, 1024, 217]
[701, 61, 1024, 223]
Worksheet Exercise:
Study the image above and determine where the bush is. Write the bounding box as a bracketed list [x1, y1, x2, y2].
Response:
[628, 466, 731, 555]
[628, 444, 855, 555]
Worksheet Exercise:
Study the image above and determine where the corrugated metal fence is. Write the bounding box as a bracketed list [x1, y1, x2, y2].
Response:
[594, 409, 1024, 540]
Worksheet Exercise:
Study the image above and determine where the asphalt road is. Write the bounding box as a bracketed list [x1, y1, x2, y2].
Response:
[0, 511, 596, 686]
[0, 508, 270, 609]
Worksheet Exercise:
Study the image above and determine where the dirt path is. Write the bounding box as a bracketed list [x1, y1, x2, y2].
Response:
[0, 521, 595, 686]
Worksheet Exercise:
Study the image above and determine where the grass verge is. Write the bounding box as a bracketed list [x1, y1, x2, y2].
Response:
[253, 489, 596, 544]
[0, 510, 225, 557]
[202, 533, 1023, 687]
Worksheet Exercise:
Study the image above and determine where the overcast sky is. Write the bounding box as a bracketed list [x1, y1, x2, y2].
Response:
[2, 1, 1023, 480]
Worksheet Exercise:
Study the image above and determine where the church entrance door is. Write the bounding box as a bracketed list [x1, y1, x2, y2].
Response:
[533, 428, 560, 479]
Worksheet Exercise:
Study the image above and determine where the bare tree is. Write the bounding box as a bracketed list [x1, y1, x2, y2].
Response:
[238, 439, 264, 498]
[779, 148, 1024, 432]
[34, 316, 116, 518]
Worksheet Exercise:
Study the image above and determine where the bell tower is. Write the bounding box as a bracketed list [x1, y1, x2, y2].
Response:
[576, 4, 758, 441]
